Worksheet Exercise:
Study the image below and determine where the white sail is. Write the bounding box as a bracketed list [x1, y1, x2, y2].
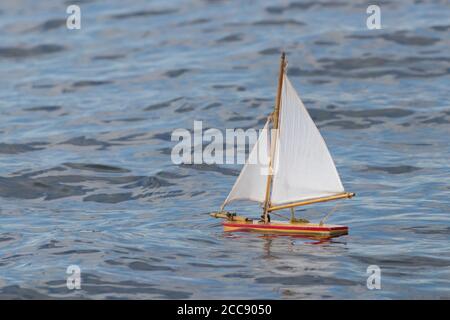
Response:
[222, 120, 270, 206]
[270, 75, 344, 205]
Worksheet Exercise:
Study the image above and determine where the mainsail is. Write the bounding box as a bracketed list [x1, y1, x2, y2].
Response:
[270, 75, 344, 205]
[222, 73, 345, 209]
[222, 120, 270, 206]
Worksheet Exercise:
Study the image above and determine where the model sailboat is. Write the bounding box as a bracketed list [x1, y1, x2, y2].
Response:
[210, 52, 355, 237]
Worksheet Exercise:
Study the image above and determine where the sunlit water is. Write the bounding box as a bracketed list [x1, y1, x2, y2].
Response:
[0, 0, 449, 299]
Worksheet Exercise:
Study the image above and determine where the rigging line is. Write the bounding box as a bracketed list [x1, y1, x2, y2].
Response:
[319, 201, 342, 226]
[269, 210, 290, 221]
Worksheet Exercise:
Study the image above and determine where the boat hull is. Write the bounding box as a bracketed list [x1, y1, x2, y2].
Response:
[222, 220, 348, 237]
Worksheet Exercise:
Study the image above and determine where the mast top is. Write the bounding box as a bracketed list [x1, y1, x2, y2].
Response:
[280, 52, 286, 73]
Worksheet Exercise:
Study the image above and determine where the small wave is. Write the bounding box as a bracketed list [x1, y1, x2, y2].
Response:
[0, 44, 65, 58]
[110, 8, 178, 20]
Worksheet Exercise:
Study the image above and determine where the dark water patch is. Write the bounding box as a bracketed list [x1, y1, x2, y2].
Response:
[365, 165, 421, 174]
[137, 189, 184, 200]
[190, 190, 206, 197]
[316, 56, 450, 78]
[216, 34, 243, 43]
[256, 275, 358, 286]
[319, 57, 389, 70]
[241, 97, 271, 104]
[189, 262, 245, 268]
[265, 6, 285, 14]
[0, 237, 14, 242]
[350, 254, 450, 268]
[228, 115, 254, 122]
[156, 171, 188, 180]
[0, 143, 46, 154]
[53, 249, 100, 255]
[240, 97, 270, 109]
[83, 192, 134, 203]
[259, 47, 282, 55]
[382, 31, 440, 46]
[223, 273, 253, 278]
[72, 80, 112, 88]
[203, 102, 222, 110]
[0, 285, 51, 299]
[286, 67, 303, 77]
[64, 163, 130, 173]
[347, 32, 440, 46]
[60, 136, 112, 149]
[0, 44, 65, 59]
[122, 256, 163, 263]
[3, 253, 32, 260]
[0, 176, 88, 200]
[152, 131, 172, 141]
[41, 174, 136, 185]
[402, 226, 450, 236]
[322, 56, 450, 69]
[324, 120, 371, 130]
[266, 1, 345, 14]
[35, 19, 66, 31]
[128, 261, 174, 271]
[212, 84, 246, 92]
[64, 0, 95, 4]
[164, 68, 191, 78]
[0, 235, 15, 243]
[15, 166, 67, 178]
[186, 237, 218, 245]
[253, 19, 305, 26]
[309, 109, 339, 122]
[110, 132, 147, 142]
[111, 8, 177, 20]
[177, 18, 210, 26]
[0, 167, 172, 200]
[342, 108, 414, 118]
[145, 97, 183, 111]
[314, 40, 337, 46]
[24, 105, 61, 112]
[122, 176, 173, 189]
[418, 49, 441, 55]
[105, 259, 122, 266]
[32, 83, 55, 89]
[357, 69, 448, 79]
[117, 246, 145, 253]
[68, 273, 190, 298]
[421, 116, 450, 124]
[38, 240, 63, 250]
[310, 77, 331, 84]
[104, 117, 146, 123]
[366, 119, 384, 126]
[180, 163, 239, 177]
[92, 54, 125, 61]
[175, 103, 195, 113]
[431, 25, 450, 32]
[290, 1, 347, 9]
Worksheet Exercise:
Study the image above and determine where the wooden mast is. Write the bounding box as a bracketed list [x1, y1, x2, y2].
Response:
[262, 52, 286, 223]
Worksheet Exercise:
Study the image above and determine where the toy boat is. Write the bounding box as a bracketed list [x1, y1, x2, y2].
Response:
[210, 52, 355, 238]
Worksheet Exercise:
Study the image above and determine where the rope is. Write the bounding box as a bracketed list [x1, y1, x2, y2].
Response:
[319, 201, 341, 226]
[269, 210, 290, 221]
